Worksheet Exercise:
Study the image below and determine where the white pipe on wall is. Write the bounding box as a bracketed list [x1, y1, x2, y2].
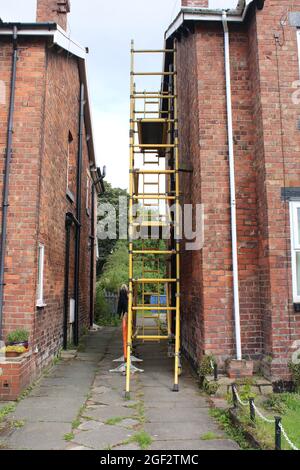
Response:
[222, 11, 242, 361]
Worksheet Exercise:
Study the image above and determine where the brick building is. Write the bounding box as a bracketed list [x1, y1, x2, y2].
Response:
[163, 0, 300, 380]
[0, 0, 104, 400]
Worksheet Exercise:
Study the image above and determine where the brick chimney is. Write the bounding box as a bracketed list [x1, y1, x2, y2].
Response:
[181, 0, 208, 6]
[36, 0, 71, 31]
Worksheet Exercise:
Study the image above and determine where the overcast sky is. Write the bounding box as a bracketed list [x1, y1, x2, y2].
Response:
[0, 0, 237, 189]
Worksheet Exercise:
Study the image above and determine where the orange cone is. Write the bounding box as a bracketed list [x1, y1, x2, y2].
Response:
[123, 314, 127, 361]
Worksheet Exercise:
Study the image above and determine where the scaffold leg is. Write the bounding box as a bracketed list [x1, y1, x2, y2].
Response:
[113, 355, 143, 363]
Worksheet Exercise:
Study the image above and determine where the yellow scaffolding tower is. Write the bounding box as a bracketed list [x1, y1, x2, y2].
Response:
[125, 41, 181, 398]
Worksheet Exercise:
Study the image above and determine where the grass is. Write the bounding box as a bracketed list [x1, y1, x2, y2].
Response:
[200, 431, 220, 441]
[0, 404, 16, 424]
[105, 416, 124, 426]
[12, 420, 25, 429]
[130, 431, 152, 450]
[133, 401, 146, 424]
[64, 432, 75, 442]
[72, 418, 81, 430]
[53, 355, 61, 366]
[209, 408, 253, 450]
[235, 393, 300, 451]
[96, 311, 121, 328]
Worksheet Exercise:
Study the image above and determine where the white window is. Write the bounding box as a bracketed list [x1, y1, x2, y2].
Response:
[290, 201, 300, 303]
[86, 172, 92, 214]
[67, 131, 75, 198]
[36, 244, 45, 307]
[297, 30, 300, 76]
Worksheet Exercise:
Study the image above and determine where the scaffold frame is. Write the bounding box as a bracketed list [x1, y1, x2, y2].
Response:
[125, 40, 180, 398]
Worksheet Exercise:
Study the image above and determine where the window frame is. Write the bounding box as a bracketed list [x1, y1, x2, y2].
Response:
[86, 171, 92, 216]
[297, 30, 300, 75]
[66, 131, 75, 202]
[36, 243, 46, 308]
[290, 201, 300, 303]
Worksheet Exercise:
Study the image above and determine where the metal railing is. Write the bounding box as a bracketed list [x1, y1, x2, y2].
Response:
[231, 384, 299, 451]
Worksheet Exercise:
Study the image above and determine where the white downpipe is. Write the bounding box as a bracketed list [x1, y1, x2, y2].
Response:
[222, 11, 242, 361]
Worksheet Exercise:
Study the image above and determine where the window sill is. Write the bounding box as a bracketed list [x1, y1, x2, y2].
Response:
[36, 301, 47, 309]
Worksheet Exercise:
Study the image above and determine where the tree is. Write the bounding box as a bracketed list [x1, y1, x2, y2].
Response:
[97, 181, 128, 275]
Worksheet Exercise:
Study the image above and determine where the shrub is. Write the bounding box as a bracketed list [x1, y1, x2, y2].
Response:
[6, 329, 29, 344]
[95, 285, 120, 327]
[264, 394, 287, 415]
[202, 378, 219, 395]
[198, 354, 216, 378]
[289, 361, 300, 392]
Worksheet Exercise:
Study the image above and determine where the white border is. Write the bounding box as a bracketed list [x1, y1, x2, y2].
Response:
[290, 201, 300, 303]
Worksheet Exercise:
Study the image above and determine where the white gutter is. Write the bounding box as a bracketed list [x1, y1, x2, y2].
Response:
[165, 0, 255, 39]
[0, 25, 86, 59]
[222, 11, 242, 361]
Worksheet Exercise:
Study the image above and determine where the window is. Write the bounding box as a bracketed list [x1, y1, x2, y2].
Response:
[36, 244, 45, 307]
[298, 30, 300, 74]
[86, 171, 92, 215]
[290, 201, 300, 302]
[67, 131, 76, 200]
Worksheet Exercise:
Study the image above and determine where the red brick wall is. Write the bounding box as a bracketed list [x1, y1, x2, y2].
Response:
[0, 36, 94, 390]
[178, 22, 260, 366]
[177, 29, 204, 366]
[36, 0, 70, 31]
[254, 0, 300, 379]
[181, 0, 208, 7]
[0, 39, 46, 344]
[34, 47, 92, 370]
[0, 354, 35, 401]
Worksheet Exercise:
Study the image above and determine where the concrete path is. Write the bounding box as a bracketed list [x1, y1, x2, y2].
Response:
[0, 328, 239, 450]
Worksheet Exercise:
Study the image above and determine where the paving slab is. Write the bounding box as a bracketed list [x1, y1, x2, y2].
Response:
[149, 439, 240, 451]
[77, 420, 104, 432]
[114, 443, 141, 451]
[1, 327, 240, 451]
[144, 419, 220, 441]
[2, 329, 118, 450]
[115, 418, 140, 429]
[65, 444, 93, 451]
[12, 397, 86, 423]
[84, 405, 136, 422]
[73, 424, 132, 450]
[146, 407, 212, 423]
[6, 422, 70, 450]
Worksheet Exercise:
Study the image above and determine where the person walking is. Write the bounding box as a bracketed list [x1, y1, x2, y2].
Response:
[117, 284, 128, 319]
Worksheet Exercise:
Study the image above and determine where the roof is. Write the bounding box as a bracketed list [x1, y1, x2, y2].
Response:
[0, 22, 104, 194]
[165, 0, 258, 39]
[161, 0, 264, 117]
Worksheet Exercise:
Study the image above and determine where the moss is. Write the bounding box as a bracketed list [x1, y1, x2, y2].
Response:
[200, 432, 220, 441]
